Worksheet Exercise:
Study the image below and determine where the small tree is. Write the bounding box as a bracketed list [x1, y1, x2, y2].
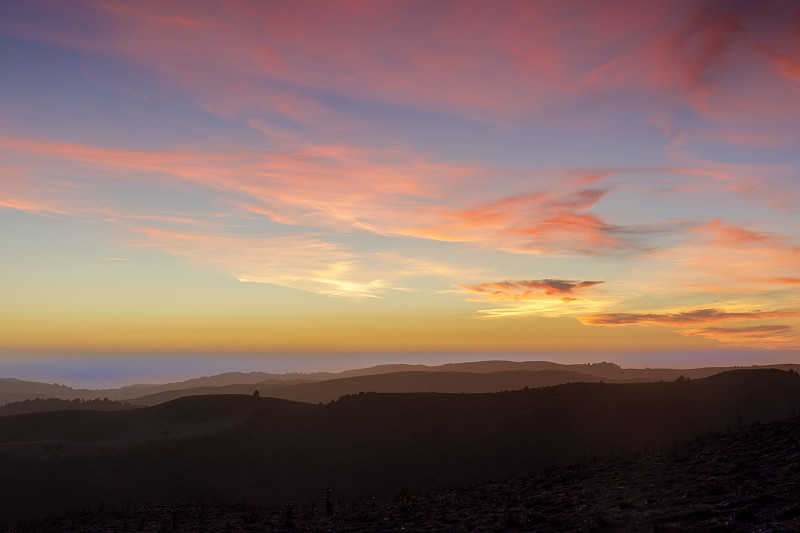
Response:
[252, 389, 260, 398]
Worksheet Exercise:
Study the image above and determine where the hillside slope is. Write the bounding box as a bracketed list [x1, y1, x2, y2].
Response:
[0, 369, 798, 527]
[21, 412, 800, 532]
[128, 369, 614, 406]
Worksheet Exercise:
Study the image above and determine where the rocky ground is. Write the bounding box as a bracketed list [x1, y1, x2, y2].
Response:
[13, 414, 800, 532]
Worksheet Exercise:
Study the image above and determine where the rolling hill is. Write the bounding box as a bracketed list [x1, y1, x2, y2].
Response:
[3, 360, 799, 409]
[127, 369, 617, 406]
[0, 368, 798, 527]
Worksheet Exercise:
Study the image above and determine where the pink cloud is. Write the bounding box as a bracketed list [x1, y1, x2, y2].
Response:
[1, 134, 655, 255]
[399, 187, 671, 255]
[678, 221, 800, 287]
[696, 220, 800, 252]
[4, 131, 795, 271]
[651, 158, 800, 214]
[0, 165, 94, 216]
[634, 217, 800, 298]
[460, 279, 603, 302]
[4, 0, 796, 129]
[623, 1, 798, 121]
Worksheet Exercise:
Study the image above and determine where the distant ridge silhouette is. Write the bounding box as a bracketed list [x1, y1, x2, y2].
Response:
[2, 360, 799, 408]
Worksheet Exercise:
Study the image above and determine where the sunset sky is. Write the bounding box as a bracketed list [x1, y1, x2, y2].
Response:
[1, 0, 799, 385]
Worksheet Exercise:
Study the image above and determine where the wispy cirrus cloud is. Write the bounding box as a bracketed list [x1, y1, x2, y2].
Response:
[697, 220, 800, 254]
[672, 220, 800, 292]
[623, 217, 800, 307]
[5, 129, 797, 315]
[135, 227, 382, 299]
[4, 0, 798, 134]
[0, 135, 663, 257]
[403, 188, 644, 255]
[132, 226, 481, 299]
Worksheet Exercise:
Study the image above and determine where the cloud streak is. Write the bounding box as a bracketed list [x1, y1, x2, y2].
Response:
[0, 135, 661, 256]
[580, 307, 800, 349]
[680, 325, 799, 349]
[580, 308, 800, 327]
[460, 279, 603, 302]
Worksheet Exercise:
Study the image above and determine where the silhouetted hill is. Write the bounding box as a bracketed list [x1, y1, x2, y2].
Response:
[0, 378, 83, 405]
[0, 394, 310, 448]
[0, 397, 136, 416]
[148, 394, 312, 423]
[124, 384, 276, 406]
[3, 361, 799, 407]
[331, 360, 800, 381]
[0, 373, 327, 406]
[109, 372, 329, 398]
[129, 369, 615, 406]
[394, 360, 800, 381]
[0, 369, 799, 527]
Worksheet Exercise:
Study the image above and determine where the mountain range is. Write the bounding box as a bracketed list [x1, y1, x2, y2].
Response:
[3, 360, 800, 408]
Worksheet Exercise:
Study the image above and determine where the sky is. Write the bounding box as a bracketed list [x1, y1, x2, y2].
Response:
[1, 0, 799, 385]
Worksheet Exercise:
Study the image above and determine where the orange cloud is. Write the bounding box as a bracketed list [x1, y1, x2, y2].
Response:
[680, 325, 799, 349]
[458, 277, 617, 320]
[460, 279, 603, 302]
[580, 308, 800, 327]
[762, 278, 800, 286]
[680, 325, 793, 337]
[579, 305, 800, 349]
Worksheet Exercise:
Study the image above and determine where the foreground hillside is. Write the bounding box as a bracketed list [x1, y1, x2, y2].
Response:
[22, 412, 800, 532]
[0, 369, 799, 527]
